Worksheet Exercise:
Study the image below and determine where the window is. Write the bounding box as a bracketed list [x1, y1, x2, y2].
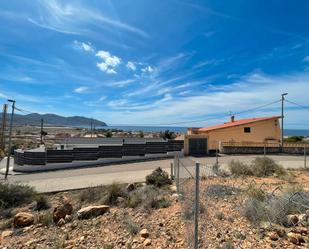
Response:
[244, 127, 251, 133]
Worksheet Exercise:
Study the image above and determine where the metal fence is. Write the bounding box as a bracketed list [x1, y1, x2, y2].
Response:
[173, 154, 309, 248]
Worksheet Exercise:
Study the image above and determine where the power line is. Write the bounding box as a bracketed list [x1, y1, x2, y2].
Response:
[286, 99, 309, 109]
[152, 99, 281, 126]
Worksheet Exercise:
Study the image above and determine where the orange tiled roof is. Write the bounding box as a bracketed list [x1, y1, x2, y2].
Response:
[196, 116, 281, 132]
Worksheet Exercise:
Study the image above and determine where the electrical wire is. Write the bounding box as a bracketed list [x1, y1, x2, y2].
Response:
[286, 99, 309, 109]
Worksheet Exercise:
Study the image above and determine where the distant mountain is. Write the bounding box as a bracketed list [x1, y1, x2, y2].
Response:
[0, 113, 107, 127]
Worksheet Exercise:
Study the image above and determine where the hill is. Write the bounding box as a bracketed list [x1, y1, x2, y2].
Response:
[0, 113, 107, 127]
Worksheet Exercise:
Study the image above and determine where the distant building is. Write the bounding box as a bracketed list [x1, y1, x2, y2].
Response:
[185, 116, 281, 155]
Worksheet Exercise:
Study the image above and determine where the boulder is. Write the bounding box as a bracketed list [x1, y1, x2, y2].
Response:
[53, 196, 73, 223]
[298, 211, 309, 227]
[140, 228, 149, 238]
[77, 205, 110, 219]
[13, 212, 35, 228]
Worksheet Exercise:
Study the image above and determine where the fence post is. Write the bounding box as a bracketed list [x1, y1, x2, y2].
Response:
[194, 161, 200, 249]
[264, 144, 266, 157]
[304, 147, 307, 169]
[170, 162, 174, 180]
[215, 149, 218, 165]
[176, 155, 180, 194]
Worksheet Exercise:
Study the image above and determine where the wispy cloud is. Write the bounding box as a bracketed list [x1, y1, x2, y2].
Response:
[27, 0, 149, 38]
[96, 50, 121, 74]
[303, 55, 309, 62]
[109, 79, 135, 87]
[73, 40, 94, 53]
[74, 86, 89, 93]
[126, 61, 136, 71]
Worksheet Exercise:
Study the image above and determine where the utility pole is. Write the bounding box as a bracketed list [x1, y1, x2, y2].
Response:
[90, 119, 93, 138]
[281, 93, 288, 152]
[5, 99, 16, 179]
[40, 118, 43, 144]
[0, 104, 8, 151]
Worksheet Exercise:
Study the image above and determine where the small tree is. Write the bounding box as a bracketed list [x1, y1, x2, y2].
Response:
[138, 131, 144, 138]
[105, 131, 113, 138]
[160, 130, 175, 140]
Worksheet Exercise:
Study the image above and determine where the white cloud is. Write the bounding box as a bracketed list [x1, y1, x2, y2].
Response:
[126, 61, 136, 71]
[73, 40, 94, 52]
[141, 65, 154, 73]
[74, 86, 89, 93]
[303, 55, 309, 62]
[96, 50, 121, 74]
[99, 96, 106, 101]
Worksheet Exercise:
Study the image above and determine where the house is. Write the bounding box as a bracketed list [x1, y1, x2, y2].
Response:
[184, 116, 281, 155]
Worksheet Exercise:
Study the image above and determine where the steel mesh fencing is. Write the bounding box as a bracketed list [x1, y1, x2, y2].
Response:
[174, 155, 309, 248]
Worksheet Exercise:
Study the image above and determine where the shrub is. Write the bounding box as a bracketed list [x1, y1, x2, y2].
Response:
[0, 182, 37, 209]
[228, 160, 252, 176]
[123, 217, 139, 235]
[216, 212, 225, 220]
[251, 157, 285, 177]
[243, 198, 267, 224]
[79, 185, 105, 203]
[125, 185, 171, 211]
[246, 184, 266, 201]
[102, 182, 124, 205]
[38, 211, 53, 226]
[146, 167, 171, 187]
[35, 195, 50, 211]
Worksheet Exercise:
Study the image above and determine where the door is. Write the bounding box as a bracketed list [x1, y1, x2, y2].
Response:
[189, 138, 207, 156]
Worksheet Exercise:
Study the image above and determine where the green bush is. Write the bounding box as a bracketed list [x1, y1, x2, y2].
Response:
[251, 157, 285, 177]
[123, 217, 139, 235]
[146, 167, 171, 187]
[243, 198, 267, 224]
[0, 182, 37, 209]
[38, 211, 53, 226]
[228, 160, 252, 176]
[246, 184, 266, 201]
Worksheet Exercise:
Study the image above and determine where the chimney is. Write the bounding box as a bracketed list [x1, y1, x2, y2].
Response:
[231, 115, 235, 122]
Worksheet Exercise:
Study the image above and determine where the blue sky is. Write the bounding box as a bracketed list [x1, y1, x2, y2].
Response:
[1, 0, 309, 128]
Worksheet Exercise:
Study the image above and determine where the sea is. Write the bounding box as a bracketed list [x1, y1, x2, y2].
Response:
[96, 125, 309, 137]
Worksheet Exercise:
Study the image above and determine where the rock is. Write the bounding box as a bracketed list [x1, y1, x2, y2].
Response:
[268, 232, 279, 241]
[116, 196, 125, 204]
[143, 238, 151, 246]
[170, 185, 177, 192]
[77, 205, 110, 219]
[298, 212, 309, 226]
[64, 215, 72, 222]
[1, 230, 13, 239]
[126, 183, 136, 192]
[57, 218, 66, 227]
[287, 232, 305, 245]
[13, 212, 35, 228]
[140, 228, 149, 238]
[274, 228, 286, 238]
[286, 215, 299, 227]
[53, 196, 73, 223]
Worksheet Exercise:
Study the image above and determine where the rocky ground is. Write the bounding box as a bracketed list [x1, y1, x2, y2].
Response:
[0, 168, 308, 249]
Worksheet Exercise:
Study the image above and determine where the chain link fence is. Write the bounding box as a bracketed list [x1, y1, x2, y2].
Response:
[173, 154, 309, 248]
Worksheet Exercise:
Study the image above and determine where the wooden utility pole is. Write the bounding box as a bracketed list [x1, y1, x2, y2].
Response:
[40, 118, 44, 144]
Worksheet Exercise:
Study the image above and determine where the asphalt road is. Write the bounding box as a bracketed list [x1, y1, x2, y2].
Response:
[1, 154, 307, 193]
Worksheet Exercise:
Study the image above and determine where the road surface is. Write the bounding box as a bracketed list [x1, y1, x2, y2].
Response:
[0, 154, 306, 193]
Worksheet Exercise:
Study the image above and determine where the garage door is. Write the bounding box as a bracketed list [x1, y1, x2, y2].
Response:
[189, 138, 207, 156]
